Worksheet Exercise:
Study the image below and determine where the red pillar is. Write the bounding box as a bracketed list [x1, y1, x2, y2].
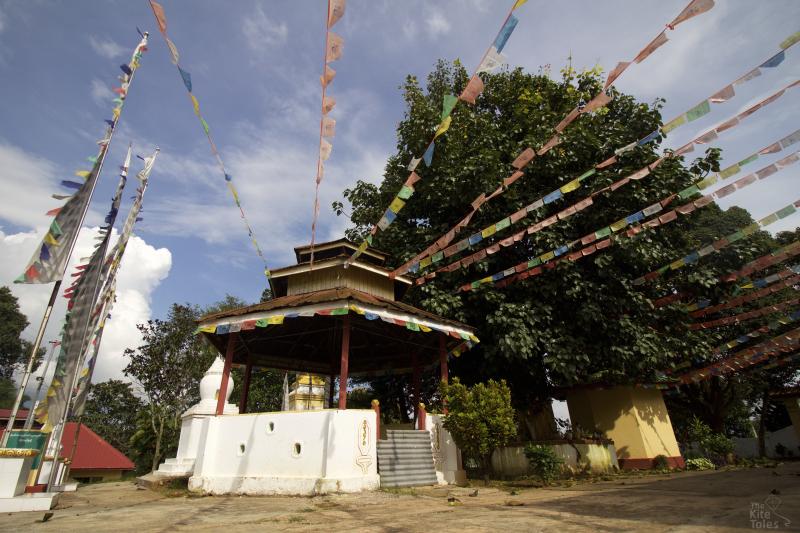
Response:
[439, 334, 448, 384]
[216, 333, 237, 416]
[372, 399, 381, 441]
[412, 353, 421, 422]
[338, 315, 351, 410]
[418, 403, 427, 431]
[439, 334, 448, 415]
[239, 357, 252, 414]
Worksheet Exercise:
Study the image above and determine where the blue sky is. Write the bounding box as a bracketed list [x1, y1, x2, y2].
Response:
[1, 0, 798, 384]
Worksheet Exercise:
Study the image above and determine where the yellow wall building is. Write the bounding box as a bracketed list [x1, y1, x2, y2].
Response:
[566, 386, 684, 469]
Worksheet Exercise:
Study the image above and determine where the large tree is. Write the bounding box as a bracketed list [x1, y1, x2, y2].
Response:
[337, 61, 788, 431]
[124, 303, 214, 472]
[77, 379, 143, 460]
[0, 286, 31, 379]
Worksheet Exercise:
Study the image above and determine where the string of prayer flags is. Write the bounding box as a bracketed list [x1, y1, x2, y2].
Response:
[390, 1, 717, 278]
[668, 0, 715, 29]
[423, 116, 794, 283]
[691, 294, 800, 330]
[72, 150, 159, 416]
[310, 0, 347, 264]
[467, 160, 800, 293]
[723, 241, 800, 283]
[346, 0, 529, 267]
[16, 35, 147, 285]
[148, 1, 273, 286]
[690, 273, 800, 319]
[635, 200, 800, 285]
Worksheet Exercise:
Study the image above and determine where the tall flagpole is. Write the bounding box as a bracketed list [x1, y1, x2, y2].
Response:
[22, 340, 59, 430]
[1, 32, 149, 449]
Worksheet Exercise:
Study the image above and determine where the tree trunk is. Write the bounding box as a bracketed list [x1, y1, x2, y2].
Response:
[757, 390, 769, 458]
[151, 416, 164, 473]
[482, 454, 493, 486]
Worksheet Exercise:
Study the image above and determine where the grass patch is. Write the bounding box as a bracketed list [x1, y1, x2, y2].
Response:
[380, 487, 419, 497]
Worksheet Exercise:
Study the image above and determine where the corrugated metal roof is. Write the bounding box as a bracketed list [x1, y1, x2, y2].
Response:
[199, 287, 475, 332]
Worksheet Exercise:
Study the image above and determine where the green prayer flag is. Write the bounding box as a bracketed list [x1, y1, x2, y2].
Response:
[742, 223, 759, 235]
[527, 258, 541, 268]
[442, 94, 458, 120]
[678, 185, 700, 199]
[200, 118, 210, 135]
[777, 205, 797, 219]
[727, 230, 745, 242]
[696, 175, 718, 190]
[577, 169, 597, 181]
[406, 322, 420, 332]
[495, 217, 511, 231]
[738, 154, 759, 166]
[397, 185, 414, 200]
[432, 251, 444, 263]
[50, 220, 63, 237]
[330, 307, 349, 316]
[686, 100, 711, 122]
[595, 227, 612, 239]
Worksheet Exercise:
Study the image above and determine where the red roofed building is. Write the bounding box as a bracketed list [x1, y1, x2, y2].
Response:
[1, 409, 135, 483]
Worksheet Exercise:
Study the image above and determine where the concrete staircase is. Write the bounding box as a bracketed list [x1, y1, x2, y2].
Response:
[377, 429, 437, 488]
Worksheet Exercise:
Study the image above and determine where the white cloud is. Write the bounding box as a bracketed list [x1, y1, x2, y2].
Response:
[242, 5, 288, 51]
[0, 141, 59, 229]
[424, 7, 451, 39]
[88, 35, 125, 59]
[1, 226, 172, 397]
[90, 78, 114, 107]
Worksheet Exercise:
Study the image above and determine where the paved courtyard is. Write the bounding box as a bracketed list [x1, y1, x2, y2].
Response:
[3, 463, 799, 532]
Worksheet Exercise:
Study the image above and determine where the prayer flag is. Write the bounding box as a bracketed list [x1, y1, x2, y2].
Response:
[686, 100, 711, 121]
[423, 143, 435, 166]
[760, 50, 785, 68]
[434, 116, 452, 139]
[493, 15, 518, 53]
[634, 31, 669, 64]
[389, 197, 405, 213]
[780, 31, 800, 49]
[661, 114, 686, 133]
[581, 92, 612, 114]
[604, 61, 631, 90]
[191, 94, 200, 116]
[322, 116, 336, 137]
[442, 94, 458, 120]
[513, 0, 528, 9]
[165, 37, 179, 64]
[320, 65, 336, 87]
[328, 0, 346, 27]
[554, 108, 580, 133]
[320, 139, 333, 160]
[477, 46, 506, 74]
[322, 95, 336, 114]
[179, 66, 192, 92]
[511, 148, 535, 169]
[459, 75, 484, 104]
[326, 32, 344, 62]
[150, 0, 168, 34]
[668, 0, 715, 29]
[560, 179, 581, 193]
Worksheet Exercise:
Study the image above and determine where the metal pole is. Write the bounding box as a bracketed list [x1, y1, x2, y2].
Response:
[23, 340, 59, 430]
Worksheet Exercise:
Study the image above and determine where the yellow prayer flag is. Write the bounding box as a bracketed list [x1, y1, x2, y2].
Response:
[434, 116, 452, 139]
[481, 225, 496, 238]
[661, 114, 686, 134]
[227, 182, 239, 203]
[112, 107, 121, 120]
[389, 197, 405, 213]
[540, 251, 555, 262]
[191, 94, 200, 116]
[513, 0, 528, 9]
[610, 219, 627, 232]
[198, 325, 216, 333]
[267, 315, 285, 325]
[669, 258, 685, 270]
[479, 276, 492, 284]
[44, 233, 59, 246]
[75, 170, 91, 179]
[419, 324, 432, 332]
[559, 179, 581, 193]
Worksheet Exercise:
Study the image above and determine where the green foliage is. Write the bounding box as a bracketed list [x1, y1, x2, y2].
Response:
[0, 286, 31, 379]
[77, 380, 143, 461]
[685, 457, 715, 471]
[652, 454, 670, 470]
[685, 416, 734, 464]
[524, 444, 563, 484]
[440, 378, 516, 480]
[336, 60, 777, 407]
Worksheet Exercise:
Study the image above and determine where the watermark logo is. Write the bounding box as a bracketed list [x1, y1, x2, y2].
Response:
[750, 495, 790, 529]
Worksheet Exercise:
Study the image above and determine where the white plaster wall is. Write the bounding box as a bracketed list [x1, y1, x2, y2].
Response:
[189, 409, 378, 495]
[733, 425, 800, 459]
[425, 414, 466, 485]
[0, 456, 34, 498]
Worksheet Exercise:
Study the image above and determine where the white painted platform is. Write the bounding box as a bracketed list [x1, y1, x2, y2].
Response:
[0, 492, 59, 512]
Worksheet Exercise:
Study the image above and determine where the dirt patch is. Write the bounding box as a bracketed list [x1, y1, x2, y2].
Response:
[3, 463, 798, 532]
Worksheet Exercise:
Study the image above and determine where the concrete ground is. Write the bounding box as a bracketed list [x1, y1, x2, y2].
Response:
[2, 463, 799, 532]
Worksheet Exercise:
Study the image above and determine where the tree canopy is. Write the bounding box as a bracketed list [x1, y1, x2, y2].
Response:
[338, 60, 798, 417]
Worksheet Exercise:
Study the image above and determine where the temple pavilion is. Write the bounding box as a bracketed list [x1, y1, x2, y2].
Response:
[156, 239, 475, 494]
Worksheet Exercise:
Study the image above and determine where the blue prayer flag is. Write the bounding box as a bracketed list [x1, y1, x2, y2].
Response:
[423, 143, 435, 166]
[760, 50, 785, 68]
[493, 15, 519, 53]
[179, 67, 192, 92]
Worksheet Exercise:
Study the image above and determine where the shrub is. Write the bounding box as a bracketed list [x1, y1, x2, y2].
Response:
[685, 457, 715, 471]
[686, 417, 734, 464]
[653, 454, 670, 470]
[524, 444, 564, 484]
[440, 378, 517, 484]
